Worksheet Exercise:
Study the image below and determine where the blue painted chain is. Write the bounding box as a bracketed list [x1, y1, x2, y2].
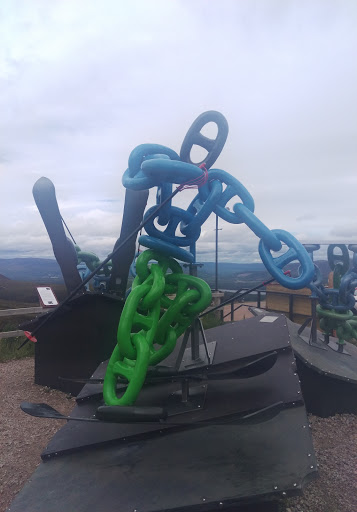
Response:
[308, 244, 357, 311]
[308, 244, 357, 345]
[123, 112, 314, 290]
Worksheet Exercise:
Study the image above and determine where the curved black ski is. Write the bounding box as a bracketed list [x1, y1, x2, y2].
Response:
[21, 401, 285, 426]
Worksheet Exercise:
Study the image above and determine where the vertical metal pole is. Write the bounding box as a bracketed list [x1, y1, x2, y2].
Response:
[181, 379, 189, 402]
[215, 214, 219, 291]
[231, 301, 234, 322]
[257, 290, 261, 308]
[189, 263, 200, 361]
[289, 294, 294, 321]
[310, 297, 317, 345]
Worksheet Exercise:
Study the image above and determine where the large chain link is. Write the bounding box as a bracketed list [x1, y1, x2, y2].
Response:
[103, 250, 212, 406]
[308, 244, 357, 346]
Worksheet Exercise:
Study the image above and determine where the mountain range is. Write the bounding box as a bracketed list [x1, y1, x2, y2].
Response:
[0, 257, 333, 291]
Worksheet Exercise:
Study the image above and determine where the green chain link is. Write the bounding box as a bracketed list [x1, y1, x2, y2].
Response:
[103, 250, 212, 406]
[317, 305, 357, 346]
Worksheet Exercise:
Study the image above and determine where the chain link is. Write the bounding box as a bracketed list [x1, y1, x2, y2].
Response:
[103, 250, 212, 406]
[309, 244, 357, 346]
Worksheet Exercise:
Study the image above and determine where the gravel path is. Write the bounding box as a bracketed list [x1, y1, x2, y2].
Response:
[1, 358, 356, 512]
[1, 358, 74, 512]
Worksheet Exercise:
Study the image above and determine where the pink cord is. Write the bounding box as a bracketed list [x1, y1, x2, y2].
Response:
[177, 163, 208, 191]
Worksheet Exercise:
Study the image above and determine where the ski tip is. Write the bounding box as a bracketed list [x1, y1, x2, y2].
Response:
[20, 402, 64, 419]
[24, 331, 37, 343]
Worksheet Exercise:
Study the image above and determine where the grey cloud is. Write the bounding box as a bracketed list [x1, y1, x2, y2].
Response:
[0, 0, 356, 261]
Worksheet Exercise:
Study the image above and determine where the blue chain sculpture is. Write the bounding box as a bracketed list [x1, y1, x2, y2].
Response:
[308, 244, 357, 347]
[104, 111, 315, 406]
[123, 112, 314, 290]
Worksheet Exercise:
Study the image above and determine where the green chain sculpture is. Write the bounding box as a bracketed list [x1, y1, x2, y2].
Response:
[103, 250, 212, 406]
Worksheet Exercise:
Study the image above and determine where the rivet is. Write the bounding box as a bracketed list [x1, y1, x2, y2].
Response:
[202, 498, 206, 502]
[297, 391, 301, 394]
[310, 465, 314, 469]
[198, 405, 201, 408]
[274, 485, 278, 490]
[282, 492, 286, 496]
[308, 453, 311, 457]
[293, 483, 297, 487]
[303, 425, 306, 429]
[219, 502, 223, 506]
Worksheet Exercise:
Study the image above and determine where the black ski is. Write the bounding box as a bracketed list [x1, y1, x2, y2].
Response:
[21, 400, 286, 426]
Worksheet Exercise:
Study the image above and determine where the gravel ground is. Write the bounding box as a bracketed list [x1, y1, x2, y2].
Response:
[0, 358, 74, 512]
[1, 358, 356, 512]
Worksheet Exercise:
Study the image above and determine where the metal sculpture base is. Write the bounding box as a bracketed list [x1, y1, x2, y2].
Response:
[177, 341, 216, 372]
[299, 334, 328, 351]
[166, 383, 208, 415]
[9, 315, 317, 512]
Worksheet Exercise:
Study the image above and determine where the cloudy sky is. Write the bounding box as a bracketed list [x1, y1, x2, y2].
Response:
[1, 0, 357, 265]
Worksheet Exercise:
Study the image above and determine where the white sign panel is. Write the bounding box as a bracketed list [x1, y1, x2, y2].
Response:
[36, 287, 59, 307]
[259, 316, 278, 323]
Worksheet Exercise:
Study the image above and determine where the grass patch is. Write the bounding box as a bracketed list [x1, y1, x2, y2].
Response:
[0, 314, 38, 362]
[201, 311, 224, 330]
[0, 336, 34, 363]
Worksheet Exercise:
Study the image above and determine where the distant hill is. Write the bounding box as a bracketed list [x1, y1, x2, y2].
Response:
[285, 260, 331, 284]
[196, 261, 269, 290]
[0, 257, 333, 291]
[0, 258, 63, 283]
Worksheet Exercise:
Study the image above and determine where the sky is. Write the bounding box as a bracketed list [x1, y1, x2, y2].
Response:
[0, 0, 357, 265]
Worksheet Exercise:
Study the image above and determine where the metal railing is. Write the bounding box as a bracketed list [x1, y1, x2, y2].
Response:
[222, 289, 266, 321]
[206, 285, 311, 323]
[0, 307, 44, 339]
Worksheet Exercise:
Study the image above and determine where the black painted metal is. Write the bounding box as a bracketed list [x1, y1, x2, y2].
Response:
[21, 184, 152, 392]
[296, 358, 357, 417]
[10, 314, 318, 512]
[41, 316, 302, 457]
[107, 188, 149, 296]
[286, 318, 357, 416]
[9, 406, 316, 512]
[20, 293, 123, 395]
[32, 177, 83, 294]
